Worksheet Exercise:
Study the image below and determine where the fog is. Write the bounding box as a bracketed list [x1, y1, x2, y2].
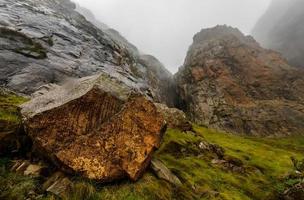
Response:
[73, 0, 271, 73]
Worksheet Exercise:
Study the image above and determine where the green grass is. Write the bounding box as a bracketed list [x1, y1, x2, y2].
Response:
[0, 126, 303, 200]
[0, 158, 39, 200]
[195, 126, 302, 177]
[0, 90, 28, 123]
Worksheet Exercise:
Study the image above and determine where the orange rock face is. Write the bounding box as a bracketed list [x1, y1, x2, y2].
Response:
[22, 74, 166, 182]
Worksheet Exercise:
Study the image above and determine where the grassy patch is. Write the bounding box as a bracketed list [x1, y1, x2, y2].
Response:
[192, 126, 304, 199]
[0, 127, 303, 199]
[0, 158, 39, 200]
[0, 89, 28, 123]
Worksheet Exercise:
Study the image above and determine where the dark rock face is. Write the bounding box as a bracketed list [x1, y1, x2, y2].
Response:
[21, 74, 166, 182]
[0, 0, 174, 106]
[252, 0, 304, 68]
[137, 55, 177, 107]
[175, 25, 304, 136]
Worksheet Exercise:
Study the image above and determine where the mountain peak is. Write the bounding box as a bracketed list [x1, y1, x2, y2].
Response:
[176, 26, 304, 136]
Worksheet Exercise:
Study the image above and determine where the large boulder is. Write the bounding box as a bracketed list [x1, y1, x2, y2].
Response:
[21, 73, 166, 182]
[175, 25, 304, 136]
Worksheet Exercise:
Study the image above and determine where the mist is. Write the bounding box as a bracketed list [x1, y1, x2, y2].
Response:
[73, 0, 271, 73]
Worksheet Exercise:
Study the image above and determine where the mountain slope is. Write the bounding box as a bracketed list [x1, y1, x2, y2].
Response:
[175, 25, 304, 136]
[252, 0, 304, 68]
[0, 0, 175, 106]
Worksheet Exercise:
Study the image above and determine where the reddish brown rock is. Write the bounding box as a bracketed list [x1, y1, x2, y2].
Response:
[175, 25, 304, 136]
[21, 74, 166, 182]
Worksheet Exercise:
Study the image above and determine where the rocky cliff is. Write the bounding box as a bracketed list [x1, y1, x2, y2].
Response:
[252, 0, 304, 68]
[175, 25, 304, 136]
[0, 0, 175, 106]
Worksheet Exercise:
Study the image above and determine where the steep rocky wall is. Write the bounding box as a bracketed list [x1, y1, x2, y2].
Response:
[0, 0, 174, 106]
[175, 25, 304, 136]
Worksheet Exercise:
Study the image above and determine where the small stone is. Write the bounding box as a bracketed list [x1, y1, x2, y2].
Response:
[151, 159, 182, 186]
[24, 164, 44, 176]
[43, 172, 72, 199]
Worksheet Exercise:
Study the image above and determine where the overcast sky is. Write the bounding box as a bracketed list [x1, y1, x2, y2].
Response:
[73, 0, 271, 73]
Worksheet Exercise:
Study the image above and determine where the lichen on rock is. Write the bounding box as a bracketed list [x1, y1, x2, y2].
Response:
[21, 73, 166, 182]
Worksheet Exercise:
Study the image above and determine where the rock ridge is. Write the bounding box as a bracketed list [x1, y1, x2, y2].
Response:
[175, 25, 304, 136]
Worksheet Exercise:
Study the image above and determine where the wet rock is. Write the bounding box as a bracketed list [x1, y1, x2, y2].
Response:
[21, 74, 166, 182]
[151, 159, 182, 186]
[175, 25, 304, 136]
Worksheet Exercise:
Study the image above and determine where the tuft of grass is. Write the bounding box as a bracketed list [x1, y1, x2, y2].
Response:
[0, 90, 28, 123]
[0, 92, 28, 106]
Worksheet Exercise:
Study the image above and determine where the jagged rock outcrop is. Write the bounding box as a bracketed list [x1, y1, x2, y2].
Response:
[0, 0, 174, 106]
[155, 103, 192, 132]
[21, 73, 166, 182]
[252, 0, 304, 68]
[175, 25, 304, 136]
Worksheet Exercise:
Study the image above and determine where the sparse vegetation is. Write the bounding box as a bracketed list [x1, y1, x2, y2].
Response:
[0, 127, 303, 199]
[0, 89, 28, 123]
[0, 158, 38, 200]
